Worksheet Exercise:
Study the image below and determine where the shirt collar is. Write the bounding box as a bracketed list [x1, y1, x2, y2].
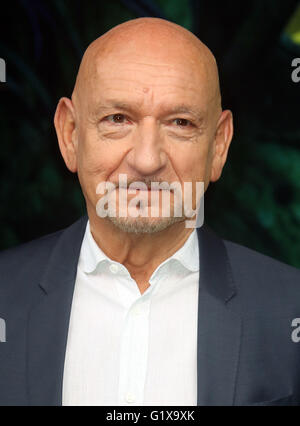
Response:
[170, 227, 199, 272]
[80, 220, 199, 274]
[81, 221, 111, 273]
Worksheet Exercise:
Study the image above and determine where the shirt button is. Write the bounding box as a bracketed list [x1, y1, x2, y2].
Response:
[125, 392, 136, 403]
[109, 264, 119, 274]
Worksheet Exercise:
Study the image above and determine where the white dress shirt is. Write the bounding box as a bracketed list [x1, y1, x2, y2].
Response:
[62, 220, 200, 406]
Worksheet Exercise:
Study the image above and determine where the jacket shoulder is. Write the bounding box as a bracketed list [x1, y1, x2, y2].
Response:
[224, 238, 300, 278]
[223, 238, 300, 310]
[0, 214, 87, 293]
[0, 229, 64, 288]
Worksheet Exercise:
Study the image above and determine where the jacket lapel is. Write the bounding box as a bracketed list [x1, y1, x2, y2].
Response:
[27, 214, 88, 406]
[196, 225, 242, 406]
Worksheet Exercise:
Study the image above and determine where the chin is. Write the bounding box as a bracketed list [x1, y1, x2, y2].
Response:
[106, 215, 185, 234]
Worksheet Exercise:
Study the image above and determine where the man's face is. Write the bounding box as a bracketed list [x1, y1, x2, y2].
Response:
[58, 32, 230, 233]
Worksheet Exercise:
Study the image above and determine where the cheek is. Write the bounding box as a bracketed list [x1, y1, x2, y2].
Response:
[75, 139, 116, 205]
[172, 143, 210, 184]
[76, 127, 118, 178]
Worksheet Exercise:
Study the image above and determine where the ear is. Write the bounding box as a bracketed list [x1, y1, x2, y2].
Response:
[54, 97, 78, 173]
[210, 109, 233, 182]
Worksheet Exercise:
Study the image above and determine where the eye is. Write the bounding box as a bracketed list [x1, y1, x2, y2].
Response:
[104, 114, 128, 124]
[173, 118, 193, 127]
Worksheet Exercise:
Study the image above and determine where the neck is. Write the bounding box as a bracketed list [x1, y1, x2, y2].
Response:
[87, 208, 194, 285]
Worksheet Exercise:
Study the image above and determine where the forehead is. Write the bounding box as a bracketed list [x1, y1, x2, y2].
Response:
[86, 52, 213, 114]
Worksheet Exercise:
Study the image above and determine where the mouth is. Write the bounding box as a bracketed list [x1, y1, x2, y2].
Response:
[117, 187, 171, 192]
[129, 188, 162, 191]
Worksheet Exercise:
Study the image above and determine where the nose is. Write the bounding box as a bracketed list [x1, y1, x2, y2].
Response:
[125, 117, 167, 176]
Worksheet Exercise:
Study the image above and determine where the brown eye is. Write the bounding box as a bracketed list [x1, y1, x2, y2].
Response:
[106, 114, 127, 124]
[174, 118, 191, 127]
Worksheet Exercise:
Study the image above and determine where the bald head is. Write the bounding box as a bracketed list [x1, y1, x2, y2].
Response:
[72, 18, 221, 114]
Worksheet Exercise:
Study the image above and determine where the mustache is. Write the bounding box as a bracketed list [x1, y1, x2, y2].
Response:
[116, 179, 173, 190]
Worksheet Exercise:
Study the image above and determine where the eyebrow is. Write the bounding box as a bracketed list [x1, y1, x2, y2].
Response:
[92, 102, 135, 115]
[167, 105, 204, 118]
[91, 100, 204, 120]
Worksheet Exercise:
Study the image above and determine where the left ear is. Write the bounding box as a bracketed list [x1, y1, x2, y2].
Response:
[210, 109, 233, 182]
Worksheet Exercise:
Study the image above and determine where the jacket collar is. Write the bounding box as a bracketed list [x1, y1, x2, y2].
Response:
[38, 214, 88, 294]
[38, 213, 237, 302]
[196, 224, 236, 303]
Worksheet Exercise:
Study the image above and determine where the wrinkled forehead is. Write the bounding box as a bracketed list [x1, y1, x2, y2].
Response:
[96, 60, 212, 113]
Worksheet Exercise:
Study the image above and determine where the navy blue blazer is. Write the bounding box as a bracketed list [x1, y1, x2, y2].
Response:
[0, 213, 300, 406]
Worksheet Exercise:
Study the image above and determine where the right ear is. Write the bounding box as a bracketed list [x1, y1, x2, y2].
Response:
[54, 97, 78, 173]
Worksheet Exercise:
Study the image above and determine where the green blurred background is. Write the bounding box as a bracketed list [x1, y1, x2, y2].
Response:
[0, 0, 300, 267]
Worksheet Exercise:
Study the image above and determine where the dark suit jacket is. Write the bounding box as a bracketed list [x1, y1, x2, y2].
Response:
[0, 213, 300, 406]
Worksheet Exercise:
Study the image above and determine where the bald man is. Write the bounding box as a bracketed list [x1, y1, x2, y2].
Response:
[0, 18, 300, 406]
